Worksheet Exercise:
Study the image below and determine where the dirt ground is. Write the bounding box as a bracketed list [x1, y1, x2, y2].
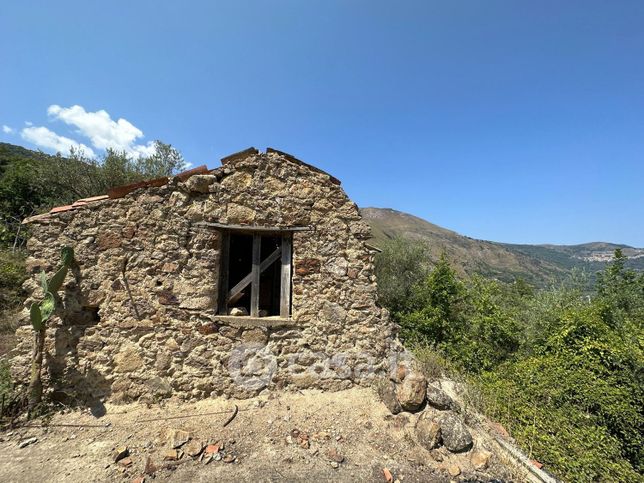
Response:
[0, 387, 525, 483]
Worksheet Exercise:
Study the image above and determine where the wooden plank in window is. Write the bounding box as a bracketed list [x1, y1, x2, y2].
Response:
[227, 246, 281, 303]
[219, 233, 230, 315]
[280, 235, 292, 318]
[250, 234, 261, 317]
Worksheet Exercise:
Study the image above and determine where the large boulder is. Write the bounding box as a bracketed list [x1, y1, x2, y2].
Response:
[426, 384, 458, 411]
[415, 412, 442, 450]
[439, 413, 472, 452]
[378, 380, 402, 414]
[395, 371, 427, 412]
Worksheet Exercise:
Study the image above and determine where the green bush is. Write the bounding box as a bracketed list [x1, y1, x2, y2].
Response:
[0, 249, 26, 320]
[375, 241, 644, 482]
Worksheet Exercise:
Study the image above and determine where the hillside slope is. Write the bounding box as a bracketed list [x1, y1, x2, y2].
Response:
[361, 207, 643, 286]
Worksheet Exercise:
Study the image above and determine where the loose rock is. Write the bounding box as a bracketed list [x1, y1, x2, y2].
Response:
[439, 413, 473, 453]
[378, 380, 402, 414]
[448, 464, 461, 476]
[326, 447, 345, 463]
[395, 371, 427, 412]
[425, 384, 457, 411]
[163, 449, 180, 461]
[112, 446, 129, 463]
[184, 440, 205, 458]
[415, 412, 442, 450]
[166, 429, 191, 449]
[144, 456, 157, 475]
[229, 307, 249, 316]
[471, 449, 493, 470]
[18, 437, 38, 449]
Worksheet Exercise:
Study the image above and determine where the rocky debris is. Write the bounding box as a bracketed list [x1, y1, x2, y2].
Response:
[228, 307, 249, 316]
[415, 412, 442, 450]
[448, 464, 461, 477]
[378, 380, 402, 414]
[18, 437, 38, 449]
[205, 442, 222, 455]
[132, 477, 145, 483]
[112, 446, 129, 462]
[163, 449, 181, 461]
[395, 371, 427, 412]
[438, 413, 473, 453]
[222, 454, 236, 463]
[118, 457, 133, 468]
[383, 467, 394, 482]
[425, 384, 457, 411]
[166, 428, 191, 449]
[184, 439, 205, 458]
[429, 450, 443, 462]
[471, 449, 493, 470]
[326, 447, 345, 464]
[311, 431, 331, 442]
[143, 456, 157, 475]
[289, 429, 310, 449]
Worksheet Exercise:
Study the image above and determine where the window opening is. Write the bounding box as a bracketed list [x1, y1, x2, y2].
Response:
[219, 232, 292, 318]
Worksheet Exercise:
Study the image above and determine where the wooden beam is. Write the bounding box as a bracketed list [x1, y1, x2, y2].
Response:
[219, 233, 230, 314]
[250, 234, 261, 317]
[227, 246, 281, 303]
[280, 235, 292, 318]
[195, 222, 312, 233]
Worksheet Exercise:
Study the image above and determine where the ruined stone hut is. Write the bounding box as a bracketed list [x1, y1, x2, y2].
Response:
[14, 148, 396, 403]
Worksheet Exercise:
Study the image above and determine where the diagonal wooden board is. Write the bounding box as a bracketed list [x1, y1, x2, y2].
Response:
[227, 246, 282, 305]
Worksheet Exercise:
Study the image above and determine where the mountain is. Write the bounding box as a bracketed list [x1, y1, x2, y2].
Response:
[361, 207, 644, 286]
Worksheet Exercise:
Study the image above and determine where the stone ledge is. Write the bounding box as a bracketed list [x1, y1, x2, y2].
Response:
[213, 315, 298, 328]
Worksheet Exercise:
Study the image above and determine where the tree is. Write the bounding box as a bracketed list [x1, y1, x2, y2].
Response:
[399, 253, 466, 344]
[374, 236, 431, 314]
[134, 141, 188, 177]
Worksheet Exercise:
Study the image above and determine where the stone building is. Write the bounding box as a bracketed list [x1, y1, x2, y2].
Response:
[13, 148, 396, 404]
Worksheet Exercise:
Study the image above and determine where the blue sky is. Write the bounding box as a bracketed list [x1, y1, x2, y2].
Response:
[1, 1, 643, 246]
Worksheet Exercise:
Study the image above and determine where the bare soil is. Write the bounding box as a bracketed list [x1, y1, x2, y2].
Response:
[0, 387, 523, 482]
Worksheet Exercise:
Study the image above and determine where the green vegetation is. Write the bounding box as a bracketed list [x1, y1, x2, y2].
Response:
[0, 142, 190, 414]
[28, 247, 75, 409]
[376, 238, 644, 482]
[0, 141, 187, 248]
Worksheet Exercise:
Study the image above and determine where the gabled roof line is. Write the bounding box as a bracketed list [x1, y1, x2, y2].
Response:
[22, 147, 341, 225]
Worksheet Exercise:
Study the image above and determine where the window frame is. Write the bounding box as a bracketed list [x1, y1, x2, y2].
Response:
[217, 229, 294, 319]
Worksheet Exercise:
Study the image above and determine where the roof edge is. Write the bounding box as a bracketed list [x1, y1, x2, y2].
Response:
[220, 147, 259, 165]
[265, 148, 341, 186]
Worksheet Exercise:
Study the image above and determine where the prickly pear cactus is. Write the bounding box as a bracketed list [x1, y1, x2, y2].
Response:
[29, 246, 74, 331]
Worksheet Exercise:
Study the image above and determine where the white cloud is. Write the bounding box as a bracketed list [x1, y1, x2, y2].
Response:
[21, 126, 96, 157]
[47, 104, 156, 157]
[2, 125, 14, 134]
[24, 121, 33, 126]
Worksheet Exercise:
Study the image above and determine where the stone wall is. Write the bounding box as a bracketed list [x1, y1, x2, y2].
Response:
[11, 149, 396, 404]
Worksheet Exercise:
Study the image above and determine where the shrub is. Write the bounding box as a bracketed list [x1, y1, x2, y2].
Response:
[375, 246, 644, 481]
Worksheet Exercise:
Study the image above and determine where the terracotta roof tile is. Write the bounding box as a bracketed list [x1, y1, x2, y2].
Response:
[107, 177, 169, 199]
[76, 195, 109, 203]
[49, 205, 75, 214]
[174, 164, 209, 182]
